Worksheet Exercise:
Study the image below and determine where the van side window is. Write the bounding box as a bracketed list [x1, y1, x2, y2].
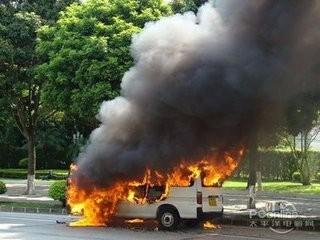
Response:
[201, 179, 221, 187]
[147, 186, 166, 203]
[171, 178, 195, 187]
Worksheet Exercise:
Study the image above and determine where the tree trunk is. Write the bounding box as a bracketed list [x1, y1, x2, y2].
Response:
[301, 159, 311, 185]
[300, 131, 311, 186]
[257, 171, 262, 191]
[13, 87, 40, 195]
[256, 152, 262, 191]
[247, 140, 258, 209]
[26, 131, 36, 195]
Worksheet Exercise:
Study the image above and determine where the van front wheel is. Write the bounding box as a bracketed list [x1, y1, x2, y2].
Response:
[158, 209, 180, 230]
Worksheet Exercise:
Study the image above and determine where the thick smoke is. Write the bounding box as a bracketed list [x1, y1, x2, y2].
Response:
[74, 0, 320, 187]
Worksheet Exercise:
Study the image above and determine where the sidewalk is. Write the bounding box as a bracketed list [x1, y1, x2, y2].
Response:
[0, 179, 56, 203]
[0, 179, 64, 214]
[221, 189, 320, 217]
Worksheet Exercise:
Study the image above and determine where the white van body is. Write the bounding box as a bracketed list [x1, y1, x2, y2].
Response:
[116, 178, 223, 229]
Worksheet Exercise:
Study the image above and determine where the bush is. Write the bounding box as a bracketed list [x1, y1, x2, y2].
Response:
[316, 172, 320, 182]
[0, 181, 7, 194]
[292, 172, 301, 182]
[0, 169, 26, 179]
[18, 158, 29, 168]
[48, 180, 67, 206]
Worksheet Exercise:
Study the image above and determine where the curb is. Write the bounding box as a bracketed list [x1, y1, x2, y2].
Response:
[0, 206, 67, 215]
[221, 213, 320, 231]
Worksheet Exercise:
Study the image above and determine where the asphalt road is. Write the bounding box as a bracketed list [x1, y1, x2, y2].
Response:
[0, 212, 319, 240]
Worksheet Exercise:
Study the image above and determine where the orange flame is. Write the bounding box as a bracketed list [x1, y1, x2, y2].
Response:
[203, 221, 216, 229]
[67, 147, 244, 227]
[125, 219, 144, 223]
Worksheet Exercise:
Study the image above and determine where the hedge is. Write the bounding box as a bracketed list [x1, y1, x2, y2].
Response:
[292, 172, 301, 182]
[316, 172, 320, 181]
[18, 158, 28, 168]
[0, 169, 68, 179]
[235, 150, 320, 181]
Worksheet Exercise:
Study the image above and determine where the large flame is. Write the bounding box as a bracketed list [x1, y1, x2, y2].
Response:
[67, 148, 244, 227]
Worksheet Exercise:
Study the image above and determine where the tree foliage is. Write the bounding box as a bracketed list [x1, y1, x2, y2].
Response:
[37, 0, 171, 122]
[286, 93, 320, 136]
[170, 0, 207, 14]
[0, 0, 77, 194]
[284, 93, 320, 185]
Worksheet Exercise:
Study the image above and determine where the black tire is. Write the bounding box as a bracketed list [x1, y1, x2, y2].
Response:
[184, 219, 200, 228]
[157, 208, 180, 231]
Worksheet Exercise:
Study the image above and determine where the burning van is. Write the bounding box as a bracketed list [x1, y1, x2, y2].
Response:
[116, 177, 223, 230]
[67, 157, 236, 230]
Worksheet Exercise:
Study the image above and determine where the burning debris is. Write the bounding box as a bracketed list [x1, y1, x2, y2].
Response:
[125, 219, 144, 224]
[203, 221, 217, 230]
[68, 0, 320, 227]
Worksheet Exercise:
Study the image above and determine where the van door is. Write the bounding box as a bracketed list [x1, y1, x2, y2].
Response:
[116, 185, 164, 219]
[195, 178, 223, 213]
[201, 187, 223, 212]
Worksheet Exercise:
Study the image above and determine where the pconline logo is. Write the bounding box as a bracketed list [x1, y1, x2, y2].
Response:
[267, 201, 297, 234]
[249, 201, 304, 234]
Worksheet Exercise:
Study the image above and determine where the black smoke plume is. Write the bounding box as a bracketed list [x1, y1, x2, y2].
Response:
[74, 0, 320, 187]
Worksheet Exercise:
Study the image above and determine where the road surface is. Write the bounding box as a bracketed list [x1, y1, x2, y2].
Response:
[0, 212, 319, 240]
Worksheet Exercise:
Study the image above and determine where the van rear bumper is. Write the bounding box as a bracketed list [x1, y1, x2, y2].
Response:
[197, 207, 223, 220]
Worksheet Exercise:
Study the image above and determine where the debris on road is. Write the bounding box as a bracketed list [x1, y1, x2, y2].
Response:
[56, 220, 66, 224]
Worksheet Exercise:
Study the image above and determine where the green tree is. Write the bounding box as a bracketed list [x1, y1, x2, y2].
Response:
[0, 1, 77, 194]
[36, 118, 69, 169]
[0, 7, 42, 194]
[170, 0, 208, 13]
[17, 0, 78, 22]
[36, 0, 171, 124]
[0, 108, 25, 168]
[284, 93, 320, 185]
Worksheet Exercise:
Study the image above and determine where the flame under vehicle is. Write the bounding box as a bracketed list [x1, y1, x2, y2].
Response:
[116, 177, 223, 230]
